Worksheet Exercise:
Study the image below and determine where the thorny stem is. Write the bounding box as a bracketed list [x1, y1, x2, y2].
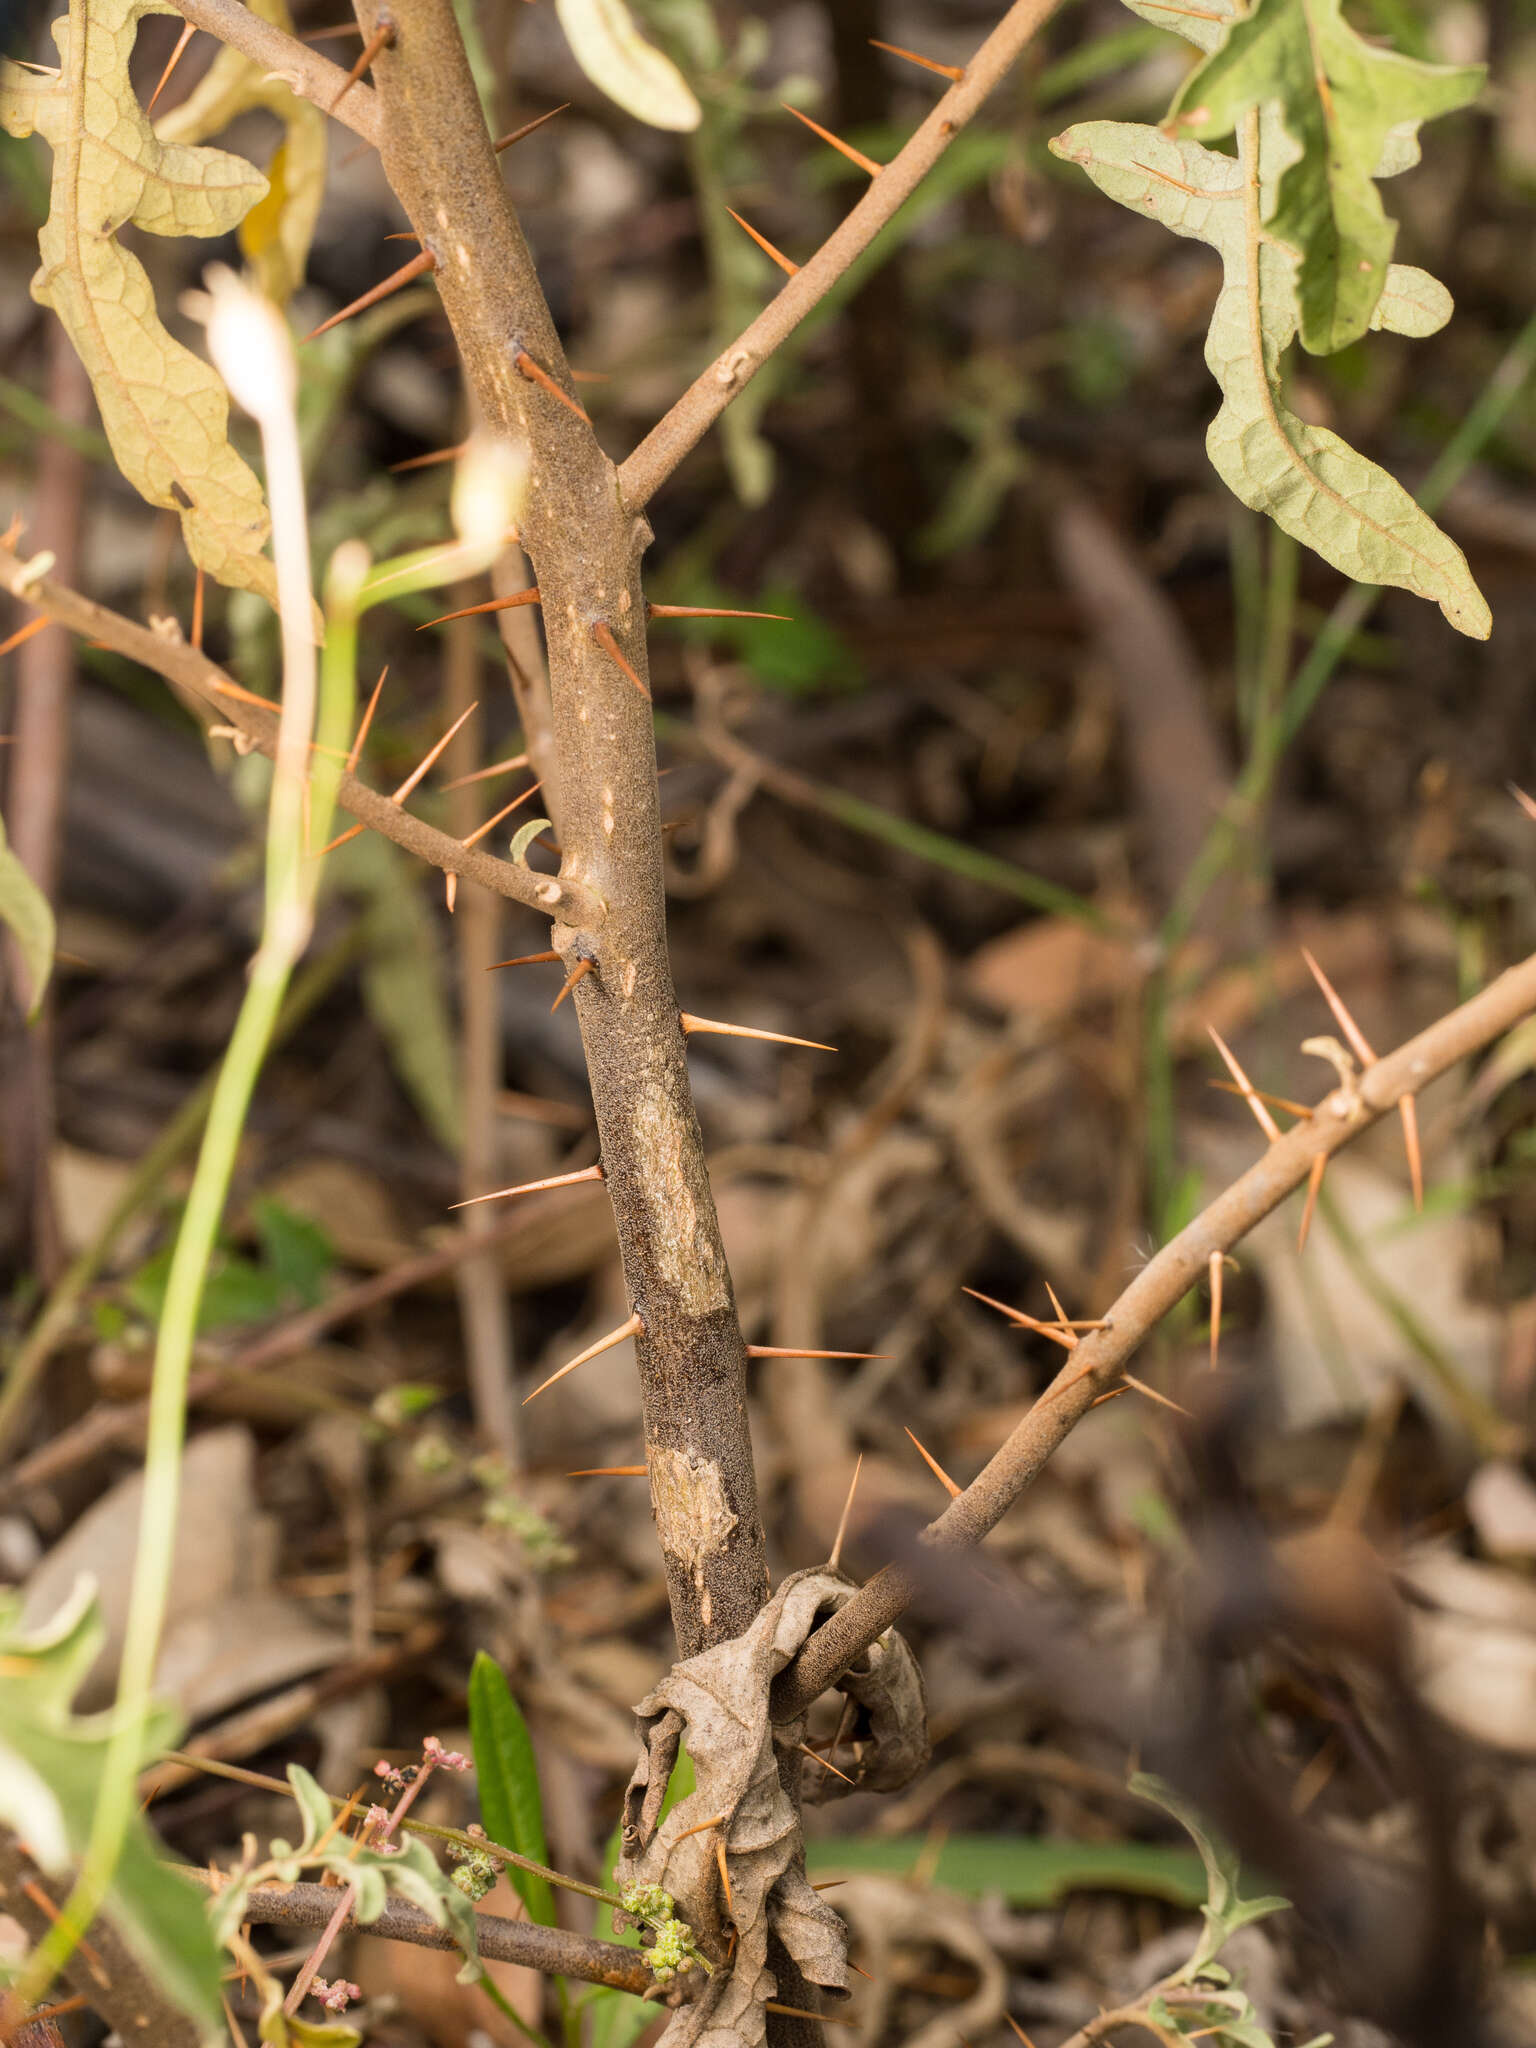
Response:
[771, 943, 1536, 1719]
[166, 0, 381, 145]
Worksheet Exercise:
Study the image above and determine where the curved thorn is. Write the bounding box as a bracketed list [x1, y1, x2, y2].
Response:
[715, 1836, 734, 1920]
[488, 950, 559, 970]
[453, 1163, 605, 1210]
[647, 602, 793, 622]
[724, 207, 800, 278]
[868, 36, 964, 81]
[551, 956, 595, 1012]
[145, 19, 196, 114]
[746, 1345, 888, 1359]
[492, 103, 570, 152]
[780, 102, 883, 176]
[591, 620, 650, 699]
[419, 588, 540, 631]
[1207, 1026, 1283, 1143]
[442, 750, 531, 792]
[828, 1453, 864, 1576]
[523, 1309, 643, 1405]
[904, 1426, 961, 1498]
[680, 1013, 835, 1052]
[307, 248, 435, 341]
[514, 349, 590, 423]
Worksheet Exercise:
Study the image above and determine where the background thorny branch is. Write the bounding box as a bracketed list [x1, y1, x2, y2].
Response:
[4, 0, 1536, 2043]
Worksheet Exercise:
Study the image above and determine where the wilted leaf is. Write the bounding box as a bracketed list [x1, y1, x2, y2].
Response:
[1048, 120, 1490, 637]
[555, 0, 700, 131]
[155, 0, 327, 307]
[1166, 0, 1482, 353]
[1130, 1771, 1288, 1978]
[0, 0, 278, 601]
[0, 1580, 224, 2032]
[0, 811, 54, 1020]
[468, 1652, 557, 1926]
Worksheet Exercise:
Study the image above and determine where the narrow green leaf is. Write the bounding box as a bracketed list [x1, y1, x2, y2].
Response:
[468, 1651, 556, 1926]
[0, 812, 55, 1020]
[554, 0, 700, 130]
[803, 1830, 1207, 1907]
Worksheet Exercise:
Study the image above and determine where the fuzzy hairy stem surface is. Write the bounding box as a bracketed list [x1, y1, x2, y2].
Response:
[358, 0, 768, 1656]
[772, 943, 1536, 1718]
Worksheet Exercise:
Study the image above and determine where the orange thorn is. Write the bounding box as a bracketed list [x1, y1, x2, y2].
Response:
[1120, 1373, 1191, 1418]
[591, 619, 650, 700]
[647, 601, 793, 622]
[389, 440, 468, 473]
[1298, 1151, 1326, 1253]
[492, 103, 569, 152]
[763, 2006, 855, 2029]
[1211, 1078, 1314, 1119]
[1090, 1386, 1130, 1408]
[392, 701, 478, 802]
[1301, 947, 1419, 1205]
[551, 957, 595, 1013]
[488, 949, 559, 969]
[570, 367, 611, 385]
[747, 1345, 887, 1359]
[1041, 1279, 1076, 1343]
[714, 1835, 734, 1921]
[0, 614, 50, 661]
[419, 588, 540, 631]
[451, 1163, 604, 1209]
[672, 1812, 729, 1843]
[346, 665, 388, 772]
[904, 1426, 961, 1499]
[1400, 1091, 1423, 1213]
[1005, 2015, 1041, 2048]
[461, 781, 544, 849]
[724, 207, 800, 278]
[1208, 1249, 1223, 1371]
[1512, 784, 1536, 825]
[846, 1960, 874, 1983]
[868, 36, 964, 81]
[1299, 947, 1377, 1068]
[445, 872, 457, 913]
[798, 1741, 854, 1786]
[190, 564, 205, 650]
[331, 15, 393, 111]
[1207, 1027, 1283, 1144]
[514, 349, 590, 424]
[828, 1452, 864, 1576]
[442, 750, 531, 792]
[960, 1287, 1082, 1351]
[680, 1012, 835, 1053]
[781, 102, 883, 177]
[567, 1465, 647, 1477]
[307, 247, 435, 341]
[316, 821, 366, 856]
[523, 1309, 643, 1405]
[1031, 1358, 1097, 1413]
[209, 674, 280, 711]
[300, 17, 362, 36]
[145, 18, 196, 114]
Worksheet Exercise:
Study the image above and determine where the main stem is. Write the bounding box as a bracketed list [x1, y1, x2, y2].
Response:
[362, 0, 766, 1658]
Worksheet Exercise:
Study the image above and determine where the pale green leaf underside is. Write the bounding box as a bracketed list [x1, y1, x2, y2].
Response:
[0, 812, 55, 1020]
[1049, 120, 1489, 638]
[555, 0, 701, 131]
[1165, 0, 1482, 353]
[0, 0, 278, 603]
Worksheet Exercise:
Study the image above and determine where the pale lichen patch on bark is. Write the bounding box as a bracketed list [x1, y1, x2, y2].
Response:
[632, 1074, 730, 1312]
[650, 1445, 737, 1592]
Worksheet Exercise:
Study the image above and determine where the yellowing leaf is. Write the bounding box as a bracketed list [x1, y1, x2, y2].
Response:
[1049, 119, 1490, 638]
[0, 812, 54, 1020]
[155, 0, 326, 307]
[0, 0, 279, 604]
[555, 0, 700, 131]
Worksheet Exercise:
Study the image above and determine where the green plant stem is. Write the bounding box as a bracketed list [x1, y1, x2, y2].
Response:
[0, 931, 359, 1459]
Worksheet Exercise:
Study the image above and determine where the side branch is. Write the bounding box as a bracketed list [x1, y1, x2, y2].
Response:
[0, 544, 600, 927]
[184, 1872, 657, 1996]
[165, 0, 382, 147]
[771, 944, 1536, 1718]
[616, 0, 1060, 509]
